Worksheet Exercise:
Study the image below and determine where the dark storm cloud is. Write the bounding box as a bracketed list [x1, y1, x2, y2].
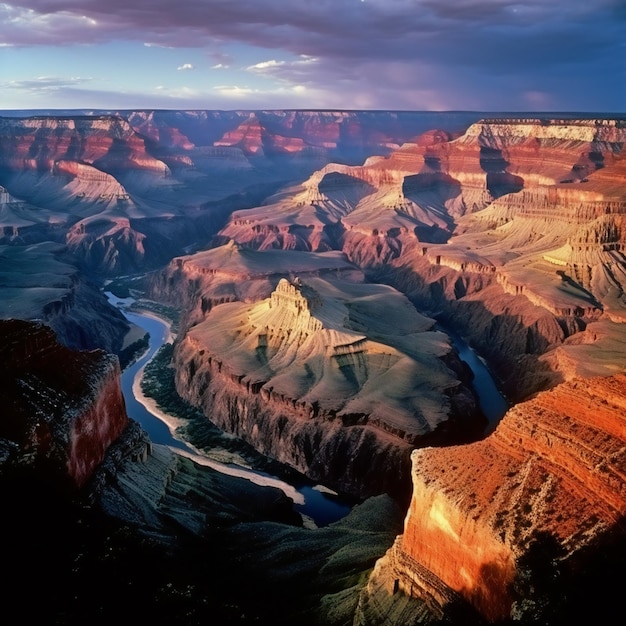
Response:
[1, 0, 624, 110]
[3, 1, 621, 54]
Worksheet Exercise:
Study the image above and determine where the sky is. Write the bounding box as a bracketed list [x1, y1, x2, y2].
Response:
[0, 0, 624, 112]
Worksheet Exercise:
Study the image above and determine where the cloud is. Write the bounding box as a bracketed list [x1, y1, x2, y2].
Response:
[211, 63, 228, 69]
[177, 63, 194, 71]
[3, 75, 93, 91]
[247, 59, 285, 72]
[1, 0, 623, 111]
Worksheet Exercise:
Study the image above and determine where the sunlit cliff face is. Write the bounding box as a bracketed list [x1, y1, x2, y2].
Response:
[401, 477, 516, 621]
[380, 372, 626, 622]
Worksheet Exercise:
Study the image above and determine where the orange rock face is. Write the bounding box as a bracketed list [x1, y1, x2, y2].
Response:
[375, 373, 626, 622]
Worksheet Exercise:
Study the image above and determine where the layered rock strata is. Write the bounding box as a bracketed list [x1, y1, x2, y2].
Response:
[0, 319, 128, 488]
[219, 118, 626, 400]
[0, 111, 479, 275]
[0, 115, 170, 175]
[358, 373, 626, 624]
[173, 273, 479, 501]
[147, 241, 362, 328]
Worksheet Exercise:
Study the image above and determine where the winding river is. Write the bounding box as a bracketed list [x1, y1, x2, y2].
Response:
[447, 330, 509, 433]
[108, 293, 508, 526]
[107, 293, 351, 527]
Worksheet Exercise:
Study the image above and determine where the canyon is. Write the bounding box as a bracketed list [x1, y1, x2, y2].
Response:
[1, 109, 625, 624]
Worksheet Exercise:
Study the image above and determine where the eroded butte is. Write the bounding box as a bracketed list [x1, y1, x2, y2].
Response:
[161, 246, 481, 501]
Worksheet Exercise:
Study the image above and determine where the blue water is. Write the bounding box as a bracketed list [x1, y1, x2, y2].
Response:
[107, 293, 351, 526]
[121, 311, 196, 454]
[447, 330, 509, 432]
[109, 293, 508, 525]
[295, 485, 353, 526]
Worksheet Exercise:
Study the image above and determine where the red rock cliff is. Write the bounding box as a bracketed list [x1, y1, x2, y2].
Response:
[0, 319, 129, 489]
[359, 373, 626, 623]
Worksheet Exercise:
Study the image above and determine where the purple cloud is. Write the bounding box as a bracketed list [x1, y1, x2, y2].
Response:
[1, 1, 624, 111]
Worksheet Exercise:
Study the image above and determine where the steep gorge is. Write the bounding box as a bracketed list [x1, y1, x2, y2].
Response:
[3, 110, 626, 625]
[218, 118, 626, 401]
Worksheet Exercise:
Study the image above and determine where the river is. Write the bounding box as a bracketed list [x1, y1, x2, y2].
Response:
[107, 293, 507, 526]
[107, 292, 352, 527]
[446, 330, 509, 433]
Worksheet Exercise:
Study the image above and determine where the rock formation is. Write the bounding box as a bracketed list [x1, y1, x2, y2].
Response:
[0, 319, 128, 488]
[0, 240, 144, 361]
[358, 373, 626, 624]
[217, 118, 626, 401]
[147, 241, 363, 327]
[2, 109, 626, 625]
[170, 261, 480, 501]
[0, 110, 479, 275]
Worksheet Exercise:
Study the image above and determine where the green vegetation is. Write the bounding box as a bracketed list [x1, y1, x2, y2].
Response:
[140, 343, 306, 481]
[118, 333, 150, 371]
[130, 300, 181, 334]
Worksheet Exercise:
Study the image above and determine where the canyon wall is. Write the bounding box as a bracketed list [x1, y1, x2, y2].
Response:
[0, 319, 128, 489]
[217, 117, 626, 401]
[0, 110, 480, 276]
[358, 373, 626, 624]
[162, 249, 482, 502]
[0, 240, 144, 363]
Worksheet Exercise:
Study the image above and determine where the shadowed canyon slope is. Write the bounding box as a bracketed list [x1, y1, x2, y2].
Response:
[152, 244, 481, 501]
[2, 110, 626, 625]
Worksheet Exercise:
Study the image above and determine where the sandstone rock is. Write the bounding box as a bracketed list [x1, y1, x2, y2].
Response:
[215, 118, 626, 402]
[171, 268, 480, 501]
[358, 373, 626, 623]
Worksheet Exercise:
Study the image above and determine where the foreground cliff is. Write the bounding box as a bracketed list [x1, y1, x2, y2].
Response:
[358, 373, 626, 624]
[0, 313, 405, 626]
[0, 319, 128, 488]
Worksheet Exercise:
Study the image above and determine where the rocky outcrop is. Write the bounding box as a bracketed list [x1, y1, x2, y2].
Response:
[358, 373, 626, 624]
[125, 109, 482, 158]
[0, 115, 170, 175]
[0, 319, 128, 489]
[172, 271, 480, 502]
[89, 420, 301, 537]
[147, 241, 364, 328]
[0, 241, 142, 360]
